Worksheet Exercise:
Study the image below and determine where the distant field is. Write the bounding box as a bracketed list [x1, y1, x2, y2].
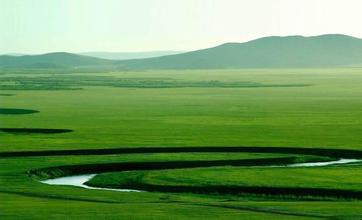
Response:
[2, 68, 362, 219]
[1, 69, 362, 151]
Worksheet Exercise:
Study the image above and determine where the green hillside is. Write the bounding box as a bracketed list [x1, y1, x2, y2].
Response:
[118, 34, 362, 69]
[0, 52, 114, 69]
[2, 34, 362, 69]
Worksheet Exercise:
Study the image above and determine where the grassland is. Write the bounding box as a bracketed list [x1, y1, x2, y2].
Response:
[88, 164, 362, 196]
[2, 69, 362, 151]
[2, 68, 362, 219]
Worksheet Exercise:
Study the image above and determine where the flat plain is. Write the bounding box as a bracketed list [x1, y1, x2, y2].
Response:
[2, 68, 362, 219]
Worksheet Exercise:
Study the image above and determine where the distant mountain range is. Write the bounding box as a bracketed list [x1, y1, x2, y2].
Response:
[79, 51, 183, 60]
[0, 52, 113, 69]
[2, 34, 362, 70]
[2, 53, 26, 56]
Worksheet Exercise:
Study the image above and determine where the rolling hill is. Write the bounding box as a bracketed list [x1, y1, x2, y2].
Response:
[0, 52, 115, 69]
[117, 34, 362, 69]
[2, 34, 362, 69]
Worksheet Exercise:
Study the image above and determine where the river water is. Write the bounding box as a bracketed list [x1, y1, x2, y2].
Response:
[41, 158, 361, 192]
[41, 174, 141, 192]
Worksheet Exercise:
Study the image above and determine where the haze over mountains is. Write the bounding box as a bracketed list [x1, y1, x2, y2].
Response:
[2, 34, 362, 70]
[80, 51, 183, 60]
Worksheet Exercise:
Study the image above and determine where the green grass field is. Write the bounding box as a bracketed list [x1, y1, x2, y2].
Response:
[89, 165, 362, 192]
[2, 69, 362, 219]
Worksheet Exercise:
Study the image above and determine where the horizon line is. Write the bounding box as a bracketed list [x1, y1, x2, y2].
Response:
[2, 33, 361, 56]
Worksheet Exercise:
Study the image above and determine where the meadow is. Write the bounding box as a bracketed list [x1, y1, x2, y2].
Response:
[2, 68, 362, 219]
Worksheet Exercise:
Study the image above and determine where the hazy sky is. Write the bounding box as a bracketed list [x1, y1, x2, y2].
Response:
[1, 0, 362, 54]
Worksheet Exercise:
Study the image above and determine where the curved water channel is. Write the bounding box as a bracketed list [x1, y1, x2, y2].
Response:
[41, 174, 141, 192]
[40, 158, 361, 192]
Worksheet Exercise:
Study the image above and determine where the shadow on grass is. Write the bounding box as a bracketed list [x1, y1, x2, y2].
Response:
[0, 128, 73, 134]
[29, 157, 298, 178]
[0, 94, 15, 96]
[2, 146, 362, 158]
[0, 108, 39, 115]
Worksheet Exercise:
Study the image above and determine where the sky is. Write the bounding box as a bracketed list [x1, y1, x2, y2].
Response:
[1, 0, 362, 54]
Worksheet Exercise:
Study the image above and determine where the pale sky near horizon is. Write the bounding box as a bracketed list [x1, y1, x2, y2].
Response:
[1, 0, 362, 54]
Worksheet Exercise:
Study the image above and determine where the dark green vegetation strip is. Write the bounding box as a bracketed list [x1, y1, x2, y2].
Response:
[1, 146, 361, 158]
[0, 108, 39, 115]
[0, 128, 73, 134]
[29, 157, 299, 178]
[91, 182, 362, 200]
[0, 94, 14, 96]
[0, 74, 311, 90]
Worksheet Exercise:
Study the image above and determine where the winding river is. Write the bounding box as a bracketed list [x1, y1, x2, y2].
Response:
[40, 158, 361, 192]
